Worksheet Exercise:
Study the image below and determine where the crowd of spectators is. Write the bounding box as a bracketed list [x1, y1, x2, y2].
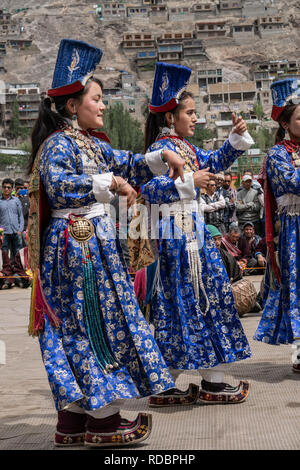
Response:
[201, 170, 266, 278]
[0, 178, 31, 290]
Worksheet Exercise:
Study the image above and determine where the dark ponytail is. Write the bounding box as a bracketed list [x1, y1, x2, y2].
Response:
[27, 77, 104, 175]
[275, 102, 299, 145]
[144, 112, 166, 153]
[275, 124, 286, 144]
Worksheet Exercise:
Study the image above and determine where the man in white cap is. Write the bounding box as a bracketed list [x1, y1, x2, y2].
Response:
[236, 174, 263, 236]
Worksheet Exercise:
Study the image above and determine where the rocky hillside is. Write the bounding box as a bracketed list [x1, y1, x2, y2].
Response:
[1, 0, 300, 94]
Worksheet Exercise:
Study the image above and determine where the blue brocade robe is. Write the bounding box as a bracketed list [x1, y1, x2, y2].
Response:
[141, 137, 252, 370]
[254, 144, 300, 344]
[38, 131, 175, 411]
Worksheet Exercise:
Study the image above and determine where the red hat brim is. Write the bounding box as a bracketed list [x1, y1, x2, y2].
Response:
[149, 98, 178, 114]
[271, 105, 284, 122]
[48, 80, 84, 97]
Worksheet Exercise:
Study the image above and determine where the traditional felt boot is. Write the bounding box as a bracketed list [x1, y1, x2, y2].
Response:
[54, 410, 87, 447]
[148, 383, 199, 407]
[85, 412, 152, 447]
[198, 379, 249, 404]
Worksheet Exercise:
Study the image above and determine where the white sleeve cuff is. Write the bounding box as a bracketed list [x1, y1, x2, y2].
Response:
[174, 172, 196, 200]
[145, 150, 168, 176]
[228, 130, 254, 151]
[92, 173, 115, 203]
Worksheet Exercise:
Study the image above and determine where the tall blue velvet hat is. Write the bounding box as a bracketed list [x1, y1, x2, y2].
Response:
[48, 39, 103, 97]
[270, 78, 300, 121]
[149, 62, 192, 113]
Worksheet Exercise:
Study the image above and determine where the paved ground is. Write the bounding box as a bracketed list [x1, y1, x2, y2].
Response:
[0, 277, 299, 451]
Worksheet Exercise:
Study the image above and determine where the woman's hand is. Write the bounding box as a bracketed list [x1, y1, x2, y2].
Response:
[193, 168, 216, 189]
[162, 150, 185, 182]
[232, 113, 248, 135]
[111, 176, 137, 208]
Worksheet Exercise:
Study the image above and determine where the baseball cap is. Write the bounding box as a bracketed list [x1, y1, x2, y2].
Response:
[242, 174, 252, 182]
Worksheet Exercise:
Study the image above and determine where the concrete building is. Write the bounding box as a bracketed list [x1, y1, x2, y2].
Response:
[0, 83, 41, 132]
[206, 82, 257, 122]
[157, 43, 183, 62]
[100, 2, 126, 20]
[158, 31, 194, 44]
[215, 119, 259, 145]
[126, 4, 150, 19]
[135, 49, 157, 70]
[252, 59, 300, 80]
[6, 39, 32, 50]
[191, 2, 217, 19]
[208, 81, 257, 105]
[183, 39, 208, 61]
[0, 56, 5, 74]
[257, 16, 285, 38]
[197, 65, 223, 89]
[242, 1, 278, 18]
[218, 0, 243, 17]
[0, 41, 6, 55]
[149, 4, 169, 23]
[230, 19, 256, 41]
[168, 6, 194, 22]
[0, 9, 17, 37]
[251, 66, 273, 108]
[122, 32, 156, 56]
[195, 20, 227, 39]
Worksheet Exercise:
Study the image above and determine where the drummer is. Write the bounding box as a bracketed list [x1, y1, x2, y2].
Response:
[206, 224, 242, 284]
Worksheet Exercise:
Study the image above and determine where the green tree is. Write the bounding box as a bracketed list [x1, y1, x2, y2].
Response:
[9, 99, 20, 140]
[253, 102, 264, 120]
[8, 99, 31, 144]
[248, 125, 274, 152]
[187, 126, 215, 148]
[102, 103, 144, 154]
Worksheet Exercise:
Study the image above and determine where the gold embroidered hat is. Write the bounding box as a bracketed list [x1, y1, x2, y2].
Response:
[48, 39, 103, 97]
[149, 62, 191, 113]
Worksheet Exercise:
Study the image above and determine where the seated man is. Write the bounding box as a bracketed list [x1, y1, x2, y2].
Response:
[221, 224, 251, 272]
[208, 224, 261, 314]
[0, 226, 14, 290]
[12, 245, 32, 288]
[241, 222, 266, 275]
[206, 224, 242, 284]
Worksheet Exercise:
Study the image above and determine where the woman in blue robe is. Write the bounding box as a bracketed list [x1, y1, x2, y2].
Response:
[141, 62, 253, 407]
[27, 40, 186, 448]
[254, 78, 300, 373]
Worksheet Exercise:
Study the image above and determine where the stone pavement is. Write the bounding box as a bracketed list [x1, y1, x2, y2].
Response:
[0, 278, 299, 451]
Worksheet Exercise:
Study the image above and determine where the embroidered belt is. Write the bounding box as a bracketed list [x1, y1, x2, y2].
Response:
[51, 202, 110, 220]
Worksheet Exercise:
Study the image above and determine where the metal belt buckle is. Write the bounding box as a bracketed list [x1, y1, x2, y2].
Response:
[69, 217, 95, 242]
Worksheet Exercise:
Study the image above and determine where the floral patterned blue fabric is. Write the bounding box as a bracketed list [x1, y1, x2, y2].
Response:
[38, 131, 175, 411]
[141, 138, 252, 370]
[254, 144, 300, 344]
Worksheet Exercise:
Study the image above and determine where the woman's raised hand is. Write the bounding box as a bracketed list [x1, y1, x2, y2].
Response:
[193, 168, 216, 189]
[232, 112, 248, 135]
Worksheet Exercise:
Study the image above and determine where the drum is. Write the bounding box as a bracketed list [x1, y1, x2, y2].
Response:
[231, 278, 257, 317]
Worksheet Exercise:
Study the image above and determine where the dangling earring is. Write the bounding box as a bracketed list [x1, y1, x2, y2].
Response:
[71, 107, 80, 130]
